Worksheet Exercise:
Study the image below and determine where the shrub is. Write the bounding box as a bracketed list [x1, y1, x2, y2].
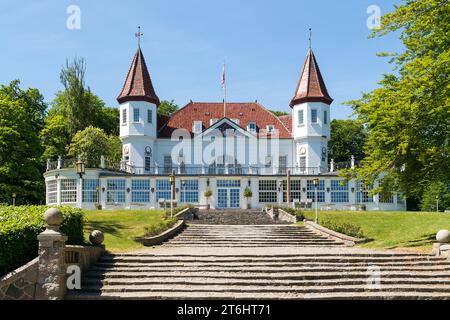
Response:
[143, 218, 177, 237]
[278, 206, 305, 221]
[0, 205, 85, 276]
[320, 219, 365, 239]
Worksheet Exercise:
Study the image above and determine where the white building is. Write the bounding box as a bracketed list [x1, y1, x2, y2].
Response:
[43, 45, 406, 211]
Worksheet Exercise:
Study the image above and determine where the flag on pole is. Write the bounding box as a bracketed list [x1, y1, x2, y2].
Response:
[221, 62, 225, 88]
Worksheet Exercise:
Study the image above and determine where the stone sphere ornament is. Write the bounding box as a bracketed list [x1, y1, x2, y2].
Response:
[44, 208, 63, 226]
[436, 230, 450, 243]
[90, 230, 105, 245]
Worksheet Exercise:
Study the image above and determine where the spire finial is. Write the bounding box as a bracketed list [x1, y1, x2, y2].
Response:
[309, 28, 312, 49]
[135, 26, 143, 48]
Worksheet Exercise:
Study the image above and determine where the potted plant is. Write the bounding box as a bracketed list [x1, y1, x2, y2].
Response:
[243, 187, 252, 209]
[204, 189, 213, 210]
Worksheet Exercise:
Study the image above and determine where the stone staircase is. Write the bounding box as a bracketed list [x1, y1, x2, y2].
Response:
[164, 224, 345, 247]
[67, 251, 450, 299]
[67, 220, 450, 299]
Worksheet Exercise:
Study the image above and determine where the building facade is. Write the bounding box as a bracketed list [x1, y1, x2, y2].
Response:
[43, 45, 406, 211]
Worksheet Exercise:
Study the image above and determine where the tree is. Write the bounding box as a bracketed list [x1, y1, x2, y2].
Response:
[158, 100, 179, 116]
[420, 182, 450, 211]
[328, 119, 367, 163]
[67, 126, 121, 167]
[270, 110, 289, 117]
[345, 0, 450, 204]
[0, 81, 47, 204]
[95, 107, 119, 136]
[39, 114, 70, 161]
[52, 58, 104, 137]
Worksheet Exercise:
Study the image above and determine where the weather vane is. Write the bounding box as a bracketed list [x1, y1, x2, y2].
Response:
[309, 28, 312, 49]
[135, 26, 143, 48]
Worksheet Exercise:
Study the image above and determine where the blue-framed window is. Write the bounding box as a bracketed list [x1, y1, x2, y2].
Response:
[311, 109, 318, 123]
[307, 180, 325, 203]
[106, 179, 125, 203]
[131, 180, 150, 203]
[331, 180, 349, 203]
[147, 109, 152, 124]
[83, 179, 99, 203]
[298, 110, 304, 125]
[217, 180, 240, 188]
[156, 179, 171, 200]
[133, 108, 140, 122]
[180, 180, 199, 203]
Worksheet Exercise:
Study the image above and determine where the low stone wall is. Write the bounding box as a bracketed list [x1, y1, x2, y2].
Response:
[65, 245, 105, 272]
[304, 220, 367, 246]
[135, 220, 186, 246]
[174, 207, 199, 220]
[0, 258, 39, 300]
[267, 207, 297, 223]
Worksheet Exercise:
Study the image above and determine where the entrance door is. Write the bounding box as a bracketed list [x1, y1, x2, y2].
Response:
[217, 189, 228, 208]
[229, 189, 240, 208]
[217, 188, 240, 208]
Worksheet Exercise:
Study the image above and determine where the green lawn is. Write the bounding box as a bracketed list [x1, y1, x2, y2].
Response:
[83, 209, 167, 252]
[302, 210, 450, 252]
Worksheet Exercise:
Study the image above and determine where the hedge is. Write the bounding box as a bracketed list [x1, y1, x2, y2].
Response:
[0, 205, 85, 276]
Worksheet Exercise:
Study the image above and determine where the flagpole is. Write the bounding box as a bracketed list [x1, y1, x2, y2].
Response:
[223, 61, 226, 118]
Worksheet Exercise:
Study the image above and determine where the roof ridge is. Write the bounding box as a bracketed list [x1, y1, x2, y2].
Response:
[254, 102, 292, 136]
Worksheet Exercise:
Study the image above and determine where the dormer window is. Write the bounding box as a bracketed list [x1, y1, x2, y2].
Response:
[193, 121, 202, 134]
[247, 122, 256, 132]
[266, 125, 275, 133]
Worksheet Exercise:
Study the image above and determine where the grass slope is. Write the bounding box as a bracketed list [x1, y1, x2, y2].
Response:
[303, 211, 450, 252]
[83, 210, 167, 252]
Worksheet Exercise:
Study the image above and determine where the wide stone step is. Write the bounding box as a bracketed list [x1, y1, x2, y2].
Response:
[83, 270, 450, 280]
[89, 265, 450, 272]
[94, 261, 449, 268]
[80, 277, 450, 287]
[69, 283, 450, 295]
[66, 290, 450, 300]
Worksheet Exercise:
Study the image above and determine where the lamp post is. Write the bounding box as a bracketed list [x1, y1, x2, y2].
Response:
[75, 159, 85, 209]
[436, 196, 439, 212]
[169, 170, 175, 218]
[12, 193, 16, 206]
[313, 177, 319, 223]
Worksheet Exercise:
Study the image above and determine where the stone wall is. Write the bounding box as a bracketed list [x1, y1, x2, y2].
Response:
[0, 258, 38, 300]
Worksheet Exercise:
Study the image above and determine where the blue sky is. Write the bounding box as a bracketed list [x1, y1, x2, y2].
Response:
[0, 0, 403, 120]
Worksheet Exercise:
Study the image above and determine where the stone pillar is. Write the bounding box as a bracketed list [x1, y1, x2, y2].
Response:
[36, 208, 68, 300]
[100, 155, 106, 169]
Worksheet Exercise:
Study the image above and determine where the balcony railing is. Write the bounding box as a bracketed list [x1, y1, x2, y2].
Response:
[46, 158, 360, 176]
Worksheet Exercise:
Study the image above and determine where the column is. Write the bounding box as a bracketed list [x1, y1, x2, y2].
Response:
[36, 208, 68, 300]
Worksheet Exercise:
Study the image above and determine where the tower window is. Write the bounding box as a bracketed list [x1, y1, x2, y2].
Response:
[299, 156, 306, 170]
[311, 110, 318, 123]
[122, 109, 127, 124]
[324, 110, 328, 124]
[148, 109, 152, 124]
[298, 110, 304, 125]
[133, 108, 140, 122]
[193, 121, 202, 133]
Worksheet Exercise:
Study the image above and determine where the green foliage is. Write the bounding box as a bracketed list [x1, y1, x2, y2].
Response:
[143, 217, 177, 237]
[158, 100, 179, 116]
[39, 114, 70, 160]
[0, 81, 47, 205]
[420, 181, 450, 211]
[346, 0, 450, 204]
[95, 107, 119, 136]
[243, 187, 253, 198]
[0, 205, 84, 275]
[278, 206, 305, 221]
[67, 126, 121, 165]
[270, 110, 289, 117]
[319, 219, 365, 239]
[204, 189, 213, 198]
[328, 119, 367, 162]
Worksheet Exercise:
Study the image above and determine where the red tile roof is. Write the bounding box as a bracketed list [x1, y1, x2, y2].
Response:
[158, 102, 292, 138]
[290, 49, 333, 107]
[117, 48, 160, 105]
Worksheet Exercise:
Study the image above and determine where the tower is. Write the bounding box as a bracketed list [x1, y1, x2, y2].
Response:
[117, 44, 160, 173]
[290, 48, 333, 172]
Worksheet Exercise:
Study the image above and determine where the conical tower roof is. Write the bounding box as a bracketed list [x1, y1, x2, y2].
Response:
[117, 48, 160, 105]
[290, 49, 332, 107]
